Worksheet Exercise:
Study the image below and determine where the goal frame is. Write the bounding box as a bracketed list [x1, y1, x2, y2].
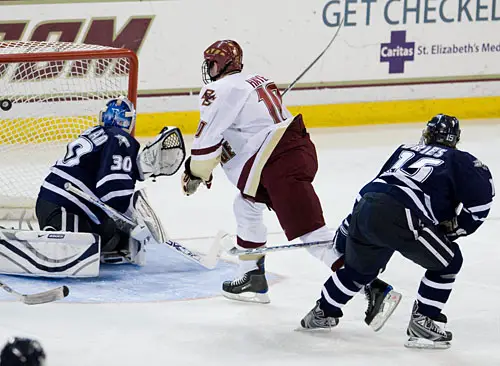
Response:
[0, 44, 139, 220]
[0, 47, 139, 110]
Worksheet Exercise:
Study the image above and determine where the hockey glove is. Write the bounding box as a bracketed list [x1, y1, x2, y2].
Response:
[182, 157, 213, 196]
[138, 126, 186, 180]
[439, 217, 467, 240]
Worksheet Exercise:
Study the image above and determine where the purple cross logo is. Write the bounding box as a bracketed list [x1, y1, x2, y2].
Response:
[380, 31, 415, 74]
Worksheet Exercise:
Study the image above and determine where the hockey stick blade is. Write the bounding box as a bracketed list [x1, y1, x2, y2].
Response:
[163, 238, 219, 270]
[199, 231, 224, 269]
[282, 17, 345, 96]
[0, 281, 69, 305]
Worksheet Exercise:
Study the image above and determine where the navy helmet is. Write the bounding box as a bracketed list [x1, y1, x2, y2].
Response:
[99, 96, 136, 134]
[422, 114, 461, 148]
[0, 337, 46, 366]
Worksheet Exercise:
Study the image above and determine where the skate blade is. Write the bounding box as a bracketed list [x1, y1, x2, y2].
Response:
[404, 337, 451, 350]
[222, 290, 270, 304]
[370, 290, 403, 332]
[294, 325, 334, 333]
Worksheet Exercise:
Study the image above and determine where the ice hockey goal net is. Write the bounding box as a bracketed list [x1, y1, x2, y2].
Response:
[0, 41, 138, 220]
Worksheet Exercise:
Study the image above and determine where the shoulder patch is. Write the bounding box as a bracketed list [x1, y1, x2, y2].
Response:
[201, 89, 216, 106]
[115, 134, 131, 148]
[473, 159, 489, 171]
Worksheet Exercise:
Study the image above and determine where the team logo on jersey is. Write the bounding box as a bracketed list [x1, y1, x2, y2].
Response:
[201, 89, 216, 106]
[115, 135, 131, 148]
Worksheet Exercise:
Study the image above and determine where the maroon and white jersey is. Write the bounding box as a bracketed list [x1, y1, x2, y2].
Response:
[190, 72, 294, 197]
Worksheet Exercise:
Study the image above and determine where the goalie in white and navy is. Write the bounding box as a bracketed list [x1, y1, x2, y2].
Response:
[29, 96, 185, 274]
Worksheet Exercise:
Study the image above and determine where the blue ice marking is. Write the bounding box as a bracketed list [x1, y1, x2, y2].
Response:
[0, 244, 274, 303]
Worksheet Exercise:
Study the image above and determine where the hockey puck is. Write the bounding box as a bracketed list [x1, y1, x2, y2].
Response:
[62, 286, 70, 297]
[0, 99, 12, 111]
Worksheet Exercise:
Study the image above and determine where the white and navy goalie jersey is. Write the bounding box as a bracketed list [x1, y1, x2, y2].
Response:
[38, 125, 141, 225]
[336, 143, 494, 249]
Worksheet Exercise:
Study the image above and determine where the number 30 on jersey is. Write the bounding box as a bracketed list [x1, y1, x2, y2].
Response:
[111, 155, 132, 172]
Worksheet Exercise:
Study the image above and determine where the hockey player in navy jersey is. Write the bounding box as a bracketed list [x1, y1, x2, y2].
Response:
[35, 96, 185, 267]
[300, 114, 494, 349]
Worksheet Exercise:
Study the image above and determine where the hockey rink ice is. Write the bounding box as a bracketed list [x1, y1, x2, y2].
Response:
[0, 120, 498, 365]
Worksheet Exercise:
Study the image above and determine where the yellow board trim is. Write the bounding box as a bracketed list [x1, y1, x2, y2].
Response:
[135, 96, 500, 137]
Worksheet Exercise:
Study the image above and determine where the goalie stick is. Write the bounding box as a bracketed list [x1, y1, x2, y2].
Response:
[0, 281, 69, 305]
[64, 183, 222, 269]
[282, 17, 345, 96]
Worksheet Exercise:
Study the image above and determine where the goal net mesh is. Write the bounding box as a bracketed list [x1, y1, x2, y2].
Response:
[0, 41, 137, 219]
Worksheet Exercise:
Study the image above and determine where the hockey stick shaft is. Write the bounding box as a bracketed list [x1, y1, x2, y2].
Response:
[216, 231, 332, 256]
[64, 183, 219, 269]
[227, 240, 332, 256]
[282, 17, 345, 96]
[0, 281, 69, 305]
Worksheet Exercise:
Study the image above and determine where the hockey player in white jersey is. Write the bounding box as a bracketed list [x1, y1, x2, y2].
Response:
[31, 96, 185, 273]
[181, 40, 400, 326]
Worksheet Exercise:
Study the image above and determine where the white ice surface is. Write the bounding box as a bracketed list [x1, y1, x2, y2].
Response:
[0, 120, 499, 365]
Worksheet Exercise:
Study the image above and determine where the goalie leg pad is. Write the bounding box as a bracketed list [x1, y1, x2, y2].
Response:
[131, 188, 168, 243]
[0, 229, 100, 277]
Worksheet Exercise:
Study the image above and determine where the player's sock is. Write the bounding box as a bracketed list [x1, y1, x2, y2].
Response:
[416, 248, 462, 318]
[416, 271, 456, 319]
[222, 256, 269, 304]
[320, 267, 364, 316]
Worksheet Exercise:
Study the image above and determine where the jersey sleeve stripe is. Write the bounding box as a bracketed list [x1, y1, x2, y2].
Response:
[96, 173, 132, 188]
[191, 140, 223, 156]
[100, 189, 135, 203]
[50, 167, 99, 201]
[467, 202, 493, 213]
[462, 207, 487, 222]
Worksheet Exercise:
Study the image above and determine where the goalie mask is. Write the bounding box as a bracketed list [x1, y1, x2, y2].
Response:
[421, 114, 461, 149]
[202, 40, 243, 84]
[99, 96, 136, 134]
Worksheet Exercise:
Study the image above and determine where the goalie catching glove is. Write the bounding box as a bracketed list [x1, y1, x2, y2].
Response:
[182, 157, 213, 196]
[138, 126, 186, 180]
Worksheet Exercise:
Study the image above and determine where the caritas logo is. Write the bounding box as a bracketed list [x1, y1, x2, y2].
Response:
[380, 30, 415, 74]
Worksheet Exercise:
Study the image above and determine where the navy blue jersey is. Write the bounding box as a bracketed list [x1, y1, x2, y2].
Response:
[38, 125, 141, 224]
[336, 143, 494, 249]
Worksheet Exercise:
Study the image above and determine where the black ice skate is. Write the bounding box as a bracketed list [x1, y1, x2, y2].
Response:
[298, 300, 340, 331]
[364, 278, 402, 332]
[222, 257, 270, 304]
[405, 301, 452, 349]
